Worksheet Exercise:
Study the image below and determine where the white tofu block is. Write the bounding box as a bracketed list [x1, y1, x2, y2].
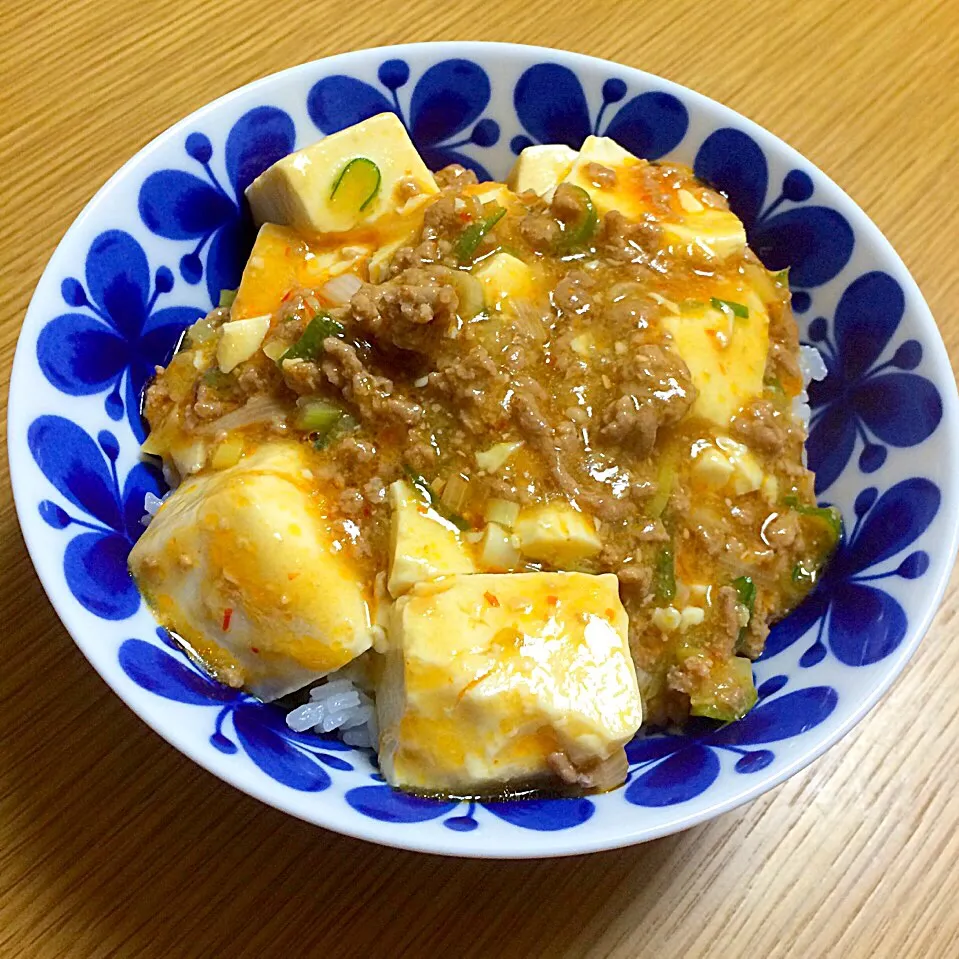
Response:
[662, 293, 769, 427]
[129, 443, 373, 700]
[387, 480, 475, 598]
[246, 113, 439, 235]
[377, 572, 642, 793]
[562, 135, 648, 220]
[514, 501, 602, 566]
[507, 144, 579, 199]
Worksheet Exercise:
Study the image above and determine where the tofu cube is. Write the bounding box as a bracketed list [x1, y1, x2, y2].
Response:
[562, 135, 649, 220]
[514, 501, 602, 566]
[662, 208, 747, 261]
[473, 252, 536, 314]
[246, 113, 439, 235]
[129, 443, 373, 700]
[377, 572, 642, 793]
[387, 480, 475, 597]
[507, 144, 579, 199]
[662, 294, 769, 427]
[231, 223, 369, 321]
[216, 315, 270, 372]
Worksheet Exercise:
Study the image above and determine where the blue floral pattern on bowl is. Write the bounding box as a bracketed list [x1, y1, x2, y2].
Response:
[510, 63, 688, 161]
[764, 477, 939, 667]
[138, 107, 296, 303]
[10, 44, 957, 856]
[30, 416, 161, 620]
[805, 271, 943, 491]
[36, 230, 203, 439]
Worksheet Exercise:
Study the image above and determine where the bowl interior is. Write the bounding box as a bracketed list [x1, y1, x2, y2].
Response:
[9, 42, 958, 857]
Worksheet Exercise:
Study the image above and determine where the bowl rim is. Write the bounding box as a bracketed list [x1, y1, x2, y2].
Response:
[9, 40, 959, 858]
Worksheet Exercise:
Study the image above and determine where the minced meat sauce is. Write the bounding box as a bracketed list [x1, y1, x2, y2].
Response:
[141, 159, 838, 728]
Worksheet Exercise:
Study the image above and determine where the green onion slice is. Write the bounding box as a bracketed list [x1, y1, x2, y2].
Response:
[711, 297, 750, 318]
[556, 185, 598, 252]
[402, 466, 470, 530]
[330, 157, 382, 214]
[455, 205, 506, 264]
[279, 314, 345, 364]
[653, 545, 676, 602]
[783, 495, 843, 542]
[294, 399, 343, 433]
[218, 288, 237, 308]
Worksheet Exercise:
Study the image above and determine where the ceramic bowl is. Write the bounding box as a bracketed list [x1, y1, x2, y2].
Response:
[9, 42, 958, 857]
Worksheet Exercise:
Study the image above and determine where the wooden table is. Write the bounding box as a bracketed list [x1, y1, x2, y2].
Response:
[2, 1, 958, 955]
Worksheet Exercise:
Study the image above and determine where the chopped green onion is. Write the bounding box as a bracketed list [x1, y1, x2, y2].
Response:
[455, 205, 506, 264]
[294, 399, 343, 433]
[764, 375, 785, 395]
[732, 575, 756, 652]
[402, 465, 470, 530]
[279, 314, 345, 364]
[218, 288, 237, 308]
[201, 369, 234, 391]
[711, 297, 750, 318]
[773, 267, 790, 285]
[647, 457, 677, 518]
[330, 157, 382, 213]
[733, 575, 756, 616]
[689, 656, 758, 722]
[314, 413, 357, 450]
[556, 185, 598, 252]
[792, 560, 817, 586]
[653, 545, 676, 602]
[784, 495, 843, 542]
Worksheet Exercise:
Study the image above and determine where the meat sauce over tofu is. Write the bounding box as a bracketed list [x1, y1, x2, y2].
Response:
[134, 114, 838, 799]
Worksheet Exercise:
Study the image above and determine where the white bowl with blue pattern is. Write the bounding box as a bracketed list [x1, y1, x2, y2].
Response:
[9, 42, 958, 858]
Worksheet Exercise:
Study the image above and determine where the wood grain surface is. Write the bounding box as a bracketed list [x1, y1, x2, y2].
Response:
[2, 1, 958, 956]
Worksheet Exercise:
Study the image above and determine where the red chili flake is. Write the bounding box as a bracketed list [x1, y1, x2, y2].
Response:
[546, 595, 559, 608]
[605, 608, 615, 619]
[484, 591, 500, 607]
[287, 571, 299, 581]
[281, 289, 293, 303]
[251, 647, 260, 654]
[222, 608, 233, 631]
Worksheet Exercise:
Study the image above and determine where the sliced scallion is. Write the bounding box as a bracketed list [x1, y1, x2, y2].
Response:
[279, 314, 345, 364]
[556, 185, 598, 252]
[710, 297, 750, 318]
[330, 157, 382, 213]
[455, 205, 506, 264]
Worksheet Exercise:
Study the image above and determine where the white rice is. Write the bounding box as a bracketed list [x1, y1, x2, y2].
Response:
[140, 490, 171, 526]
[286, 677, 378, 748]
[793, 344, 828, 431]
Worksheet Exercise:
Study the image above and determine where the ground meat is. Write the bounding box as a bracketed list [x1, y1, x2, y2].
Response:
[598, 345, 696, 456]
[716, 585, 744, 654]
[732, 399, 788, 454]
[617, 563, 652, 593]
[280, 357, 325, 396]
[510, 382, 581, 497]
[318, 337, 423, 425]
[389, 238, 454, 274]
[583, 162, 617, 188]
[552, 270, 595, 316]
[666, 656, 711, 695]
[548, 748, 628, 791]
[350, 268, 458, 354]
[599, 210, 661, 263]
[434, 163, 478, 191]
[519, 212, 560, 251]
[235, 361, 276, 396]
[428, 343, 506, 431]
[191, 381, 237, 421]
